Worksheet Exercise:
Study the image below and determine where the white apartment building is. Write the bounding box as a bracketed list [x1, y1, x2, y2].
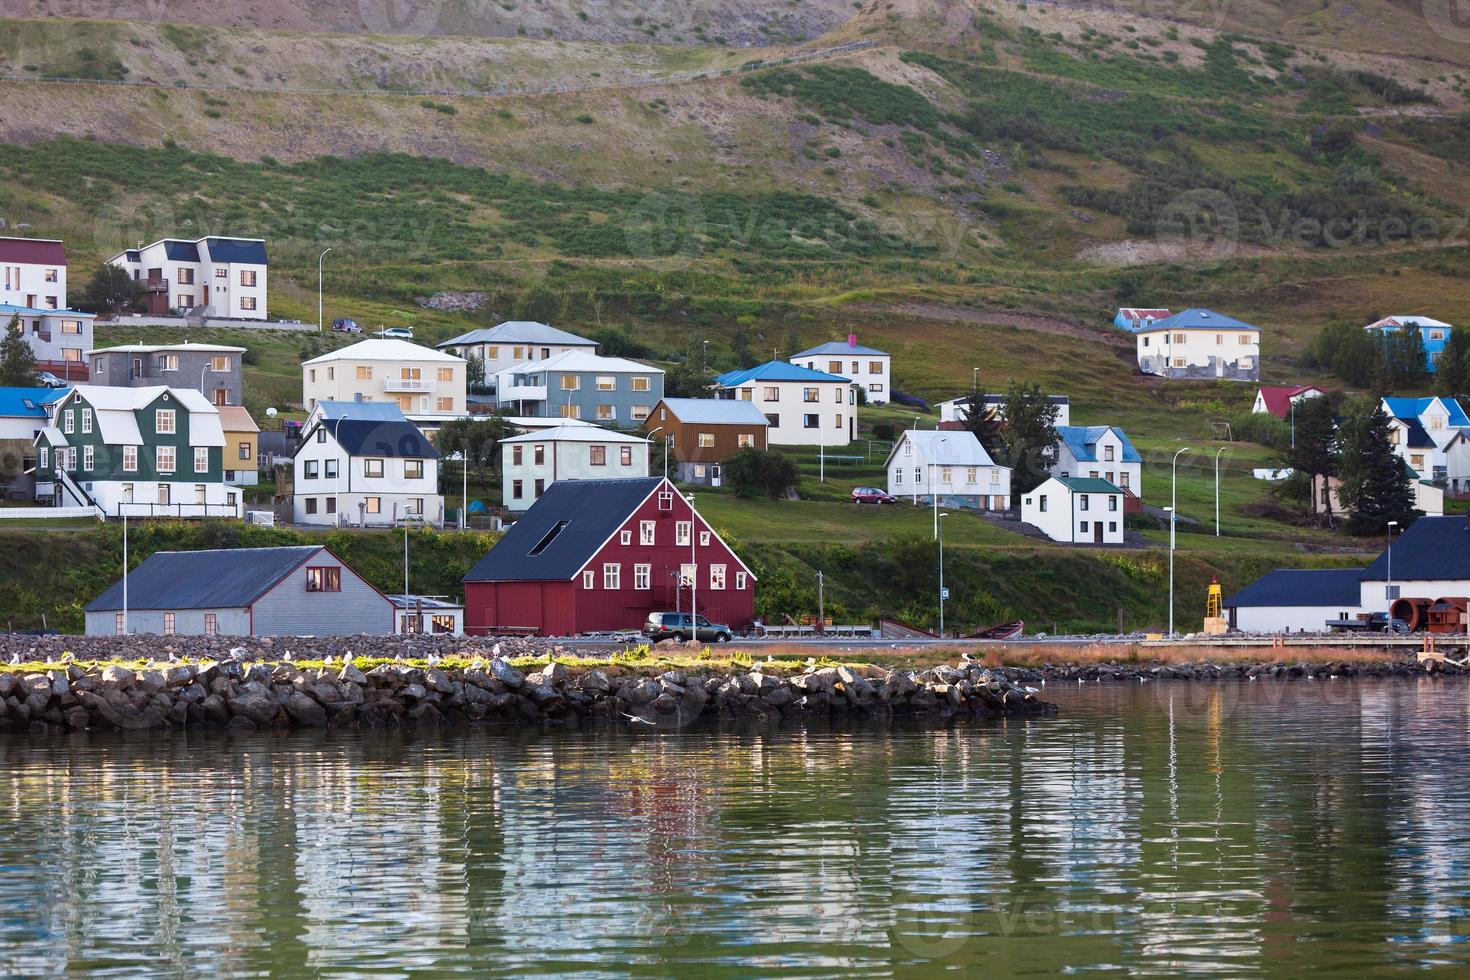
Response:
[885, 429, 1012, 511]
[302, 339, 466, 426]
[110, 237, 269, 320]
[436, 321, 597, 380]
[0, 237, 68, 310]
[1050, 426, 1143, 503]
[790, 336, 891, 404]
[292, 411, 443, 527]
[1022, 477, 1126, 544]
[936, 393, 1071, 427]
[1135, 308, 1261, 381]
[712, 360, 856, 446]
[500, 425, 649, 512]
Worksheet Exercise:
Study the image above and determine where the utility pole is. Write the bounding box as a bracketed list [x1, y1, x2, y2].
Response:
[1214, 447, 1227, 537]
[317, 247, 332, 332]
[402, 518, 410, 634]
[686, 493, 698, 640]
[938, 512, 949, 638]
[1169, 447, 1190, 637]
[817, 570, 824, 634]
[121, 508, 128, 636]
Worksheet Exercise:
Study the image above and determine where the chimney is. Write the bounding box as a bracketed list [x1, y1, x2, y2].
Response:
[847, 332, 857, 348]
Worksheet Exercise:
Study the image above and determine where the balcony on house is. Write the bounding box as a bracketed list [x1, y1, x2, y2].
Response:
[383, 378, 435, 393]
[141, 277, 169, 294]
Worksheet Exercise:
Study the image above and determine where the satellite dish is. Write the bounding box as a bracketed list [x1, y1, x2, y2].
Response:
[266, 407, 278, 418]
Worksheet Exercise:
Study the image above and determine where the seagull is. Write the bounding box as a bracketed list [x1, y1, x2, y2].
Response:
[806, 657, 817, 666]
[620, 711, 656, 726]
[427, 653, 442, 667]
[491, 642, 502, 658]
[283, 652, 294, 662]
[960, 651, 975, 663]
[343, 652, 354, 666]
[324, 655, 335, 666]
[8, 653, 19, 665]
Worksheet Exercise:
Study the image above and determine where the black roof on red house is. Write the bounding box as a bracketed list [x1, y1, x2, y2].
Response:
[465, 477, 668, 582]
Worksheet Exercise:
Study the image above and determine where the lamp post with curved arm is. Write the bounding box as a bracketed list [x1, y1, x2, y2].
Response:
[1169, 447, 1190, 637]
[317, 248, 332, 333]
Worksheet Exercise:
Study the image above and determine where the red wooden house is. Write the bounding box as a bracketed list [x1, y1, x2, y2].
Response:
[463, 477, 756, 636]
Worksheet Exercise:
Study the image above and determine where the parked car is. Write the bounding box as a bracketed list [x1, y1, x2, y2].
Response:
[331, 318, 361, 333]
[35, 371, 66, 388]
[1326, 612, 1409, 634]
[642, 612, 733, 643]
[851, 486, 898, 504]
[380, 326, 413, 339]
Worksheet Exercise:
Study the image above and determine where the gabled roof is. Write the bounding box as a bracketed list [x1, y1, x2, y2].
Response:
[887, 429, 998, 468]
[307, 419, 439, 459]
[62, 385, 224, 446]
[88, 342, 246, 356]
[1361, 517, 1470, 581]
[1117, 308, 1172, 320]
[302, 339, 463, 365]
[1382, 396, 1470, 428]
[201, 237, 268, 264]
[311, 400, 408, 423]
[464, 477, 665, 582]
[84, 546, 324, 612]
[792, 339, 888, 358]
[715, 360, 851, 386]
[0, 303, 94, 319]
[0, 237, 66, 265]
[1255, 385, 1323, 419]
[501, 425, 648, 444]
[1365, 315, 1452, 331]
[978, 393, 1069, 406]
[1056, 425, 1141, 464]
[1139, 308, 1262, 334]
[437, 321, 596, 349]
[656, 397, 770, 426]
[1051, 476, 1122, 494]
[217, 405, 259, 434]
[1395, 416, 1435, 449]
[500, 349, 661, 375]
[0, 387, 65, 418]
[1223, 567, 1366, 608]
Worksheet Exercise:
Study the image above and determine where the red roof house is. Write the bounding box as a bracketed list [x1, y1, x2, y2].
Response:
[462, 477, 756, 636]
[1252, 385, 1325, 419]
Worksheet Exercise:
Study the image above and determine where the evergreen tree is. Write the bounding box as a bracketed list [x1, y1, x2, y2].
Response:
[989, 381, 1061, 496]
[1284, 395, 1338, 521]
[0, 315, 38, 387]
[1337, 404, 1419, 535]
[79, 263, 142, 316]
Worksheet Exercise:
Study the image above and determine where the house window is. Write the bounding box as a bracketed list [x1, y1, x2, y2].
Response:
[710, 565, 726, 590]
[405, 459, 424, 480]
[1216, 334, 1223, 345]
[156, 446, 176, 473]
[63, 409, 73, 434]
[1104, 445, 1115, 462]
[634, 563, 651, 590]
[1172, 358, 1187, 368]
[590, 445, 607, 466]
[1239, 334, 1252, 345]
[966, 467, 977, 484]
[765, 413, 779, 428]
[306, 567, 342, 592]
[803, 414, 819, 428]
[60, 319, 82, 335]
[560, 404, 582, 419]
[195, 447, 209, 473]
[1039, 494, 1048, 512]
[534, 445, 545, 466]
[115, 612, 125, 636]
[406, 498, 423, 515]
[641, 520, 656, 545]
[595, 375, 616, 391]
[914, 467, 922, 484]
[158, 485, 170, 505]
[83, 445, 93, 471]
[697, 432, 717, 449]
[305, 497, 318, 514]
[325, 459, 338, 479]
[1109, 496, 1118, 512]
[365, 458, 384, 478]
[1080, 521, 1090, 533]
[1080, 494, 1090, 511]
[1173, 333, 1186, 344]
[631, 377, 651, 392]
[39, 447, 48, 469]
[156, 409, 176, 434]
[204, 613, 218, 637]
[676, 521, 691, 545]
[44, 269, 57, 282]
[658, 490, 673, 510]
[803, 387, 819, 403]
[309, 369, 317, 383]
[1120, 472, 1130, 489]
[437, 367, 454, 382]
[81, 409, 92, 434]
[357, 366, 374, 380]
[763, 387, 779, 402]
[436, 396, 453, 412]
[680, 564, 695, 587]
[1109, 522, 1117, 533]
[941, 466, 952, 484]
[904, 441, 912, 457]
[582, 570, 596, 589]
[596, 405, 615, 421]
[238, 441, 252, 462]
[700, 530, 711, 546]
[737, 433, 755, 448]
[620, 446, 633, 466]
[178, 268, 195, 285]
[895, 469, 903, 485]
[870, 384, 884, 393]
[364, 496, 381, 514]
[305, 460, 319, 479]
[210, 355, 231, 372]
[869, 361, 882, 373]
[620, 529, 632, 545]
[736, 572, 748, 590]
[163, 612, 175, 635]
[512, 445, 523, 465]
[534, 478, 545, 497]
[158, 354, 180, 373]
[631, 405, 651, 421]
[195, 484, 207, 504]
[561, 374, 581, 391]
[603, 563, 621, 589]
[512, 479, 523, 499]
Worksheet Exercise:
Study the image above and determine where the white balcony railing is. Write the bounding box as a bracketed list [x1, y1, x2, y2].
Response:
[499, 384, 547, 402]
[383, 378, 434, 393]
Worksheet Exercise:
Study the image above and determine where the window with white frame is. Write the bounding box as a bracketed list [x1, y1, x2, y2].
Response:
[700, 530, 711, 546]
[83, 445, 93, 471]
[63, 408, 73, 434]
[156, 445, 176, 473]
[634, 563, 651, 590]
[39, 447, 48, 469]
[163, 612, 175, 635]
[194, 447, 209, 473]
[205, 613, 218, 636]
[679, 563, 695, 586]
[595, 376, 616, 391]
[81, 408, 92, 433]
[640, 520, 656, 545]
[620, 530, 631, 545]
[156, 409, 176, 434]
[698, 432, 715, 448]
[737, 433, 754, 448]
[603, 563, 621, 589]
[114, 612, 125, 636]
[735, 571, 748, 590]
[582, 570, 596, 589]
[675, 521, 691, 545]
[895, 469, 903, 485]
[710, 564, 726, 590]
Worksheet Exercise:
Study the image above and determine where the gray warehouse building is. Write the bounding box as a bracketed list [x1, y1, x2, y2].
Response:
[84, 545, 395, 636]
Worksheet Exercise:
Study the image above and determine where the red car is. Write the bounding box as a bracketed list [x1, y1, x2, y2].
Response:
[851, 486, 898, 504]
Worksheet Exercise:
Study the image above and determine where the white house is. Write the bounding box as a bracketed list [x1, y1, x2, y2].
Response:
[1135, 308, 1261, 381]
[712, 360, 856, 446]
[0, 237, 68, 310]
[1, 303, 93, 383]
[500, 424, 649, 512]
[1382, 396, 1470, 485]
[1223, 568, 1367, 633]
[1051, 425, 1142, 504]
[436, 321, 597, 380]
[110, 237, 268, 320]
[1021, 477, 1125, 544]
[885, 429, 1011, 511]
[292, 408, 443, 527]
[302, 339, 466, 426]
[790, 335, 890, 404]
[936, 393, 1071, 427]
[493, 349, 663, 424]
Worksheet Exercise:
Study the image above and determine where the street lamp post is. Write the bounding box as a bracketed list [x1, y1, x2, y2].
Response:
[938, 512, 949, 637]
[1386, 520, 1399, 617]
[317, 248, 332, 333]
[1169, 447, 1190, 637]
[402, 517, 411, 634]
[933, 435, 949, 540]
[1214, 447, 1227, 537]
[647, 426, 666, 482]
[685, 493, 698, 640]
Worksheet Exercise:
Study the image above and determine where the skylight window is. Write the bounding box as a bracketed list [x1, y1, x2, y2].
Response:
[528, 520, 570, 557]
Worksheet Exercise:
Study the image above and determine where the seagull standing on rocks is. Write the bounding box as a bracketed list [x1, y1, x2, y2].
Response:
[8, 653, 19, 665]
[343, 652, 354, 666]
[427, 653, 442, 667]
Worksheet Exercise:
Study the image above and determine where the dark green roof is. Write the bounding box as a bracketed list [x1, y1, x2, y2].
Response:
[1054, 477, 1122, 494]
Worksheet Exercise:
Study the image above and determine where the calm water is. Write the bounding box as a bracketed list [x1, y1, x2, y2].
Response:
[4, 678, 1470, 976]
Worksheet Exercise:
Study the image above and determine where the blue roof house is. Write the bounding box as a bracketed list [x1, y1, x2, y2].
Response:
[713, 360, 857, 446]
[1381, 396, 1470, 485]
[1364, 316, 1453, 372]
[1049, 425, 1143, 505]
[1135, 308, 1261, 381]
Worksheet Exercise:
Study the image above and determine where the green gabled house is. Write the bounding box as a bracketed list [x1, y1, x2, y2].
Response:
[34, 385, 242, 519]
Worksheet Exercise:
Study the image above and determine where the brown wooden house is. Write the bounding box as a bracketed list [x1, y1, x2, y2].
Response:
[647, 398, 770, 487]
